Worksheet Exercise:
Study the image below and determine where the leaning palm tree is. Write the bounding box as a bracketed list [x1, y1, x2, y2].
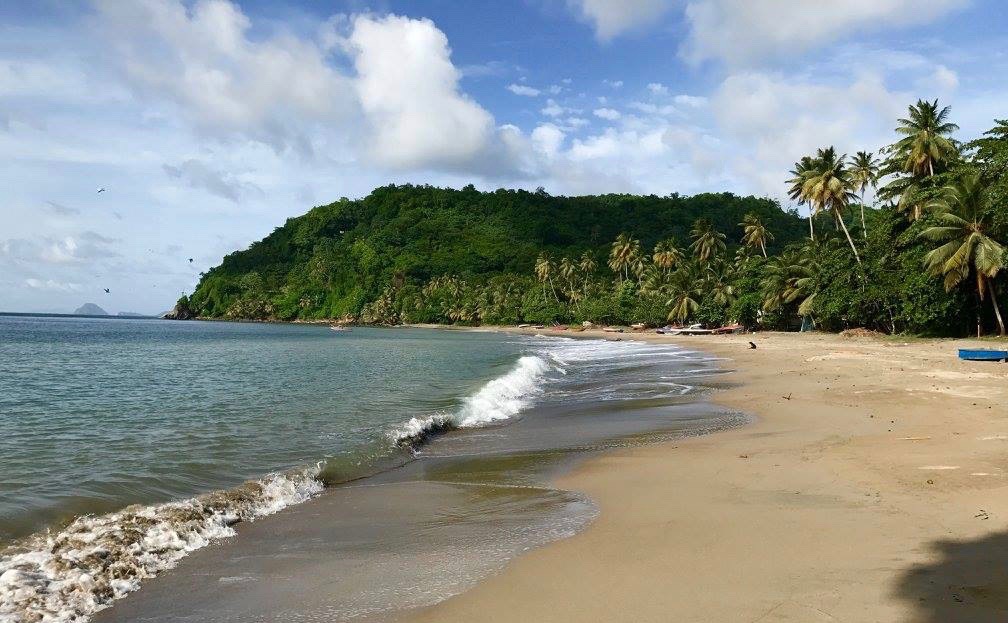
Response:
[534, 253, 559, 302]
[559, 257, 576, 295]
[578, 252, 596, 293]
[849, 150, 880, 239]
[787, 155, 818, 240]
[802, 147, 861, 264]
[652, 239, 683, 273]
[739, 213, 773, 258]
[689, 219, 726, 265]
[920, 172, 1006, 336]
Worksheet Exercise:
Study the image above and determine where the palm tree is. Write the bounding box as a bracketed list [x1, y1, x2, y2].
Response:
[739, 213, 773, 258]
[802, 147, 861, 264]
[652, 239, 683, 273]
[689, 219, 726, 265]
[849, 150, 879, 239]
[881, 99, 959, 220]
[609, 233, 641, 283]
[534, 253, 559, 302]
[578, 252, 596, 293]
[787, 155, 818, 240]
[894, 99, 959, 179]
[665, 265, 702, 323]
[559, 256, 576, 306]
[920, 172, 1006, 336]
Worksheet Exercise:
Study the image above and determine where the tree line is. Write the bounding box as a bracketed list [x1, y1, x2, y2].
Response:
[184, 99, 1007, 337]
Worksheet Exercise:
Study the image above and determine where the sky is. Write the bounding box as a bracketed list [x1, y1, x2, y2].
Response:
[2, 0, 1007, 314]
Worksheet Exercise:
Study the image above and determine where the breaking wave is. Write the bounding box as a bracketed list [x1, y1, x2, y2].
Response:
[0, 469, 322, 623]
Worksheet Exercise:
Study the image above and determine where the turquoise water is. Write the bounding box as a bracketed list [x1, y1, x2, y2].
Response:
[0, 316, 526, 542]
[1, 315, 738, 623]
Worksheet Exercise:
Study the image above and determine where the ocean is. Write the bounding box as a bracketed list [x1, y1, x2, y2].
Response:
[0, 316, 740, 623]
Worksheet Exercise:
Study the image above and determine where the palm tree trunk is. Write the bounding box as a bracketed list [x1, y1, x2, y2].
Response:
[835, 211, 861, 264]
[989, 278, 1006, 336]
[760, 241, 767, 258]
[860, 189, 867, 240]
[808, 213, 815, 241]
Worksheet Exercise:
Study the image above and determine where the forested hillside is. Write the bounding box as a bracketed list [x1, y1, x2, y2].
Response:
[187, 186, 806, 323]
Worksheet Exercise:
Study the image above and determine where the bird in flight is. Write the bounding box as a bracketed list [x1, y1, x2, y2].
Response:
[188, 258, 194, 263]
[104, 288, 110, 294]
[97, 188, 107, 194]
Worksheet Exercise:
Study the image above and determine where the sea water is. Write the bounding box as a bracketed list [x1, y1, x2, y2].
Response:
[0, 316, 740, 623]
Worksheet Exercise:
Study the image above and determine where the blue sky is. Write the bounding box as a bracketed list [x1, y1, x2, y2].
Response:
[2, 0, 1006, 313]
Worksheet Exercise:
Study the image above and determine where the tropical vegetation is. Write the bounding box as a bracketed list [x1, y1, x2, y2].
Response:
[185, 99, 1008, 337]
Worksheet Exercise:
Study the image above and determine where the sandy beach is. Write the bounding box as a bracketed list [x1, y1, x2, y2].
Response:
[402, 329, 1008, 623]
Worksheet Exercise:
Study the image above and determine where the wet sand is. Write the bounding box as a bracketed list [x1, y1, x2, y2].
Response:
[403, 329, 1008, 623]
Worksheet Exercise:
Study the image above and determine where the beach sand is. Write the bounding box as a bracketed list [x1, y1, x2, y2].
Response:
[401, 329, 1008, 623]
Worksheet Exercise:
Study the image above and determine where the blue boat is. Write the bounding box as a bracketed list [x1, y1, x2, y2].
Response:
[959, 348, 1008, 362]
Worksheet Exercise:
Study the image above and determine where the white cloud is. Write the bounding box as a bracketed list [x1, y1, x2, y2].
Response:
[682, 0, 968, 66]
[603, 79, 624, 88]
[674, 94, 707, 107]
[647, 82, 669, 95]
[711, 70, 907, 195]
[507, 83, 541, 97]
[25, 278, 81, 292]
[347, 14, 498, 170]
[94, 0, 355, 153]
[531, 123, 565, 157]
[567, 0, 673, 41]
[593, 107, 622, 120]
[932, 64, 960, 92]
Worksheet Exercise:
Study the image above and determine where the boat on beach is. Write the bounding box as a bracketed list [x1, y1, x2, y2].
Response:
[958, 348, 1008, 361]
[330, 325, 350, 332]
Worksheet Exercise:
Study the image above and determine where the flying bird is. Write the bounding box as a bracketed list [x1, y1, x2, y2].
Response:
[97, 188, 106, 194]
[104, 288, 110, 294]
[188, 258, 194, 263]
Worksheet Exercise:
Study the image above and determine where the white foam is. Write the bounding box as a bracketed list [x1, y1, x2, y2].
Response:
[0, 469, 323, 623]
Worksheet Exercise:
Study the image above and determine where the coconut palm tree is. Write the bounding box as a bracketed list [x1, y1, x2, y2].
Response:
[802, 147, 861, 264]
[894, 99, 959, 179]
[849, 150, 880, 239]
[920, 172, 1006, 336]
[787, 155, 818, 240]
[652, 239, 683, 273]
[739, 213, 773, 258]
[665, 265, 702, 323]
[880, 99, 959, 220]
[534, 253, 559, 302]
[578, 252, 596, 293]
[689, 219, 726, 265]
[609, 233, 641, 283]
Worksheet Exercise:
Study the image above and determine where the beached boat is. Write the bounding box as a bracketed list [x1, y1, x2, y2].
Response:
[958, 348, 1008, 361]
[329, 325, 350, 332]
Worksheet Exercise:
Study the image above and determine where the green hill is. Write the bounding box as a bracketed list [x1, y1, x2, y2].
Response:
[188, 184, 807, 323]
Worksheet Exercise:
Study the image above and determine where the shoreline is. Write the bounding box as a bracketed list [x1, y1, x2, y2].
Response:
[400, 328, 1008, 622]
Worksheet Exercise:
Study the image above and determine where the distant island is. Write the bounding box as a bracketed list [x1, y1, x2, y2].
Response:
[73, 303, 108, 316]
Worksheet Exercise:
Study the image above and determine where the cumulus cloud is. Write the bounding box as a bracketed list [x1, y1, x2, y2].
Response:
[593, 107, 622, 120]
[346, 14, 498, 170]
[93, 0, 355, 153]
[647, 82, 669, 95]
[531, 123, 565, 157]
[163, 159, 262, 202]
[567, 0, 673, 41]
[711, 71, 907, 194]
[507, 83, 541, 96]
[681, 0, 968, 66]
